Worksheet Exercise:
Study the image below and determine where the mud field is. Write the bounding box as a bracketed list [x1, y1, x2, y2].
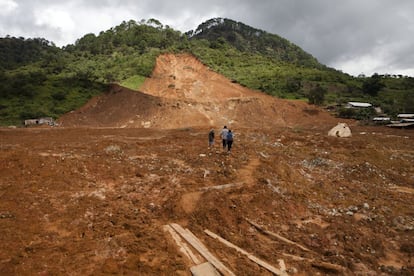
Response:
[1, 54, 414, 275]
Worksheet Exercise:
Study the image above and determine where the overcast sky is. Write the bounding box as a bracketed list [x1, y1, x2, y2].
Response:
[1, 0, 413, 77]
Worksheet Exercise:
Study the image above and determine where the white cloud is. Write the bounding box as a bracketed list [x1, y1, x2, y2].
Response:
[33, 6, 75, 45]
[332, 38, 414, 76]
[32, 2, 137, 46]
[333, 55, 387, 77]
[0, 0, 18, 16]
[34, 7, 75, 32]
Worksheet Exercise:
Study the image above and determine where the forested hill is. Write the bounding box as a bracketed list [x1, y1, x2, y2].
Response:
[0, 37, 60, 70]
[0, 17, 413, 126]
[188, 18, 322, 68]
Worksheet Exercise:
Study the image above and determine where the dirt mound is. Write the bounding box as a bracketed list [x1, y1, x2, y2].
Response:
[59, 53, 341, 129]
[58, 85, 162, 128]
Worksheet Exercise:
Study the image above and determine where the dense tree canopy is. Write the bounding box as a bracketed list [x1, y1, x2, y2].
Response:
[307, 84, 326, 105]
[362, 73, 385, 96]
[189, 18, 323, 68]
[0, 37, 58, 70]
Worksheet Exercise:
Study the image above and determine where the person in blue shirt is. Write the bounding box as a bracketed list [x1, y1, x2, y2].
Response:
[220, 126, 229, 150]
[226, 129, 234, 153]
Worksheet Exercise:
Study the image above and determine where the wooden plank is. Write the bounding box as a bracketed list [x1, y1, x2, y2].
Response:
[278, 259, 288, 276]
[246, 219, 346, 273]
[247, 255, 284, 275]
[170, 223, 235, 276]
[163, 225, 202, 265]
[184, 228, 236, 276]
[246, 218, 312, 252]
[200, 182, 244, 191]
[204, 229, 249, 255]
[311, 261, 345, 273]
[190, 262, 220, 276]
[204, 229, 284, 276]
[282, 253, 346, 273]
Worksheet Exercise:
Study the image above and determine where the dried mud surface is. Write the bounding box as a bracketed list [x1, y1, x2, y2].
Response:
[1, 54, 414, 275]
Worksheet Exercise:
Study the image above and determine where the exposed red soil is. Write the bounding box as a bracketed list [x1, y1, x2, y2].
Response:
[1, 53, 413, 275]
[59, 53, 340, 129]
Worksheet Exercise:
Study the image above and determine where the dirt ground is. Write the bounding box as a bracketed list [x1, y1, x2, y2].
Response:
[1, 54, 414, 275]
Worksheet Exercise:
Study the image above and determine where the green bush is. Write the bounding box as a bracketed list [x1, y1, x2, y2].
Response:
[307, 84, 326, 105]
[337, 107, 376, 120]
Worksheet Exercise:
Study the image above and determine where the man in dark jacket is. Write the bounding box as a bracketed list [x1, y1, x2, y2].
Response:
[208, 129, 215, 148]
[220, 126, 228, 150]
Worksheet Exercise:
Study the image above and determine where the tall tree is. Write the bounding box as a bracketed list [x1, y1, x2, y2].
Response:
[362, 73, 384, 96]
[308, 84, 326, 105]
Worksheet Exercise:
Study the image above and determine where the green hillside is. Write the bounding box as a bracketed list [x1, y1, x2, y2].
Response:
[0, 17, 413, 126]
[188, 18, 322, 68]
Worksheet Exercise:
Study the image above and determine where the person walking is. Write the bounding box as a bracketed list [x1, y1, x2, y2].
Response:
[226, 129, 234, 153]
[220, 126, 229, 151]
[208, 129, 215, 148]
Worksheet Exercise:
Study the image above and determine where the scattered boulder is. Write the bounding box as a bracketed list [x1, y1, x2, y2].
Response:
[328, 123, 352, 137]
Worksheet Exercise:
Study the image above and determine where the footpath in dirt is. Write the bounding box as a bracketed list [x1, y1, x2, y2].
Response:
[1, 53, 413, 275]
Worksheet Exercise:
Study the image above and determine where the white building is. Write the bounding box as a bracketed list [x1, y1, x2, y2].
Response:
[346, 102, 372, 108]
[24, 117, 55, 126]
[397, 114, 414, 119]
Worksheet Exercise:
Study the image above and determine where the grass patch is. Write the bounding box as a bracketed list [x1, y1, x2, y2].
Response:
[120, 75, 146, 91]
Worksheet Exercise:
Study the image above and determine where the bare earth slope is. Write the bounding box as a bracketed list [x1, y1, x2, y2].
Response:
[1, 54, 413, 275]
[60, 53, 339, 129]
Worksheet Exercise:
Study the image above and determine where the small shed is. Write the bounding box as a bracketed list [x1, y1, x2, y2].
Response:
[39, 117, 54, 125]
[24, 117, 55, 126]
[24, 119, 39, 126]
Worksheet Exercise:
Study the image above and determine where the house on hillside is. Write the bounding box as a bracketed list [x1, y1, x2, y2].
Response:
[373, 117, 390, 122]
[346, 102, 372, 108]
[24, 117, 55, 126]
[386, 114, 414, 128]
[397, 114, 414, 122]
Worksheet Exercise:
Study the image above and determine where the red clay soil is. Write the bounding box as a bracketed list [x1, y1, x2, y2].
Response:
[1, 53, 414, 275]
[59, 53, 340, 129]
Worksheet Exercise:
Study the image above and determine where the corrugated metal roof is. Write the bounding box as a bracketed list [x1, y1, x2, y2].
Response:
[397, 114, 414, 118]
[387, 122, 414, 128]
[347, 102, 372, 108]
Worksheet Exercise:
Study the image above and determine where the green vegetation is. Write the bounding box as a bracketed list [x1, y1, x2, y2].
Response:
[121, 75, 147, 90]
[307, 84, 327, 105]
[337, 106, 377, 121]
[0, 17, 413, 126]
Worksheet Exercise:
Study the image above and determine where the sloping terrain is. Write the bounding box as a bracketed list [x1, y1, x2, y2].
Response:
[59, 53, 339, 129]
[1, 54, 413, 275]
